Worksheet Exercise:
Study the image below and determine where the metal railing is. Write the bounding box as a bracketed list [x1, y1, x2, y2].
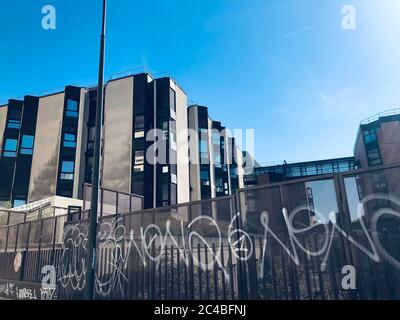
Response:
[1, 164, 400, 300]
[360, 108, 400, 125]
[82, 183, 144, 216]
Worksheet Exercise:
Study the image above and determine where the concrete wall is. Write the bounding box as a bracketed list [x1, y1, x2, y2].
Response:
[102, 77, 134, 193]
[0, 105, 7, 157]
[28, 92, 65, 202]
[175, 83, 190, 204]
[379, 121, 400, 165]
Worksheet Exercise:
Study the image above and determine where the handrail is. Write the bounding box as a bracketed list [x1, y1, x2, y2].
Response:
[360, 108, 400, 125]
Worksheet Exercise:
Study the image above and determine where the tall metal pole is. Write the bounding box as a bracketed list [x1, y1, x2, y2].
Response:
[86, 0, 106, 300]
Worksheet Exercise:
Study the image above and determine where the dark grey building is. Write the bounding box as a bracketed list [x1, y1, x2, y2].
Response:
[187, 105, 244, 201]
[0, 86, 85, 208]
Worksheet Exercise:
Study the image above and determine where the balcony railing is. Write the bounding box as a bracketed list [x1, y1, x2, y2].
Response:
[360, 108, 400, 125]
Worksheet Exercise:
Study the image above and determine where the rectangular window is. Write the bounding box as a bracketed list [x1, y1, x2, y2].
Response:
[3, 139, 18, 157]
[7, 119, 21, 129]
[161, 184, 169, 206]
[13, 198, 26, 208]
[200, 169, 210, 186]
[88, 126, 95, 141]
[170, 88, 176, 113]
[134, 131, 144, 139]
[60, 161, 75, 180]
[170, 151, 177, 174]
[66, 99, 79, 117]
[363, 129, 377, 144]
[20, 135, 34, 155]
[171, 183, 177, 205]
[367, 148, 382, 166]
[200, 139, 208, 163]
[134, 115, 145, 131]
[170, 131, 176, 150]
[372, 172, 386, 190]
[87, 126, 95, 151]
[134, 150, 144, 172]
[171, 173, 177, 184]
[85, 156, 94, 183]
[216, 178, 224, 193]
[63, 133, 77, 148]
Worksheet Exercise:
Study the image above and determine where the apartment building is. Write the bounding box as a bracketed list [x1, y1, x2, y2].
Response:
[0, 73, 246, 209]
[187, 105, 244, 201]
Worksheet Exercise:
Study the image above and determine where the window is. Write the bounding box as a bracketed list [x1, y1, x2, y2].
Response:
[7, 119, 21, 129]
[3, 139, 17, 157]
[20, 135, 34, 155]
[216, 178, 224, 193]
[367, 148, 382, 166]
[170, 88, 176, 112]
[60, 161, 74, 180]
[363, 129, 377, 144]
[200, 140, 208, 152]
[171, 183, 177, 205]
[87, 126, 95, 151]
[63, 133, 77, 148]
[134, 115, 144, 130]
[161, 184, 169, 206]
[66, 99, 79, 117]
[171, 173, 177, 184]
[134, 131, 144, 138]
[13, 198, 26, 208]
[134, 150, 144, 172]
[170, 130, 176, 150]
[212, 132, 220, 145]
[60, 190, 72, 197]
[230, 167, 238, 178]
[88, 126, 95, 141]
[214, 152, 221, 167]
[200, 140, 208, 163]
[170, 151, 177, 174]
[86, 156, 94, 183]
[200, 169, 210, 186]
[372, 172, 386, 191]
[322, 163, 333, 174]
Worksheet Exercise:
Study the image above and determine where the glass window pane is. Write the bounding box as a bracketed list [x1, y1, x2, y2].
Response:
[67, 99, 78, 111]
[61, 161, 74, 173]
[134, 115, 144, 130]
[5, 139, 17, 151]
[7, 119, 21, 129]
[21, 135, 34, 148]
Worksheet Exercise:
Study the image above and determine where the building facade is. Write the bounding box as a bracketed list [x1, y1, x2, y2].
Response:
[187, 105, 244, 201]
[353, 109, 400, 201]
[0, 73, 245, 209]
[245, 157, 356, 186]
[354, 109, 400, 169]
[0, 86, 86, 207]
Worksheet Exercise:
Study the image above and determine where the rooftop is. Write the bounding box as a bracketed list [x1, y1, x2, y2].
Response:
[360, 108, 400, 125]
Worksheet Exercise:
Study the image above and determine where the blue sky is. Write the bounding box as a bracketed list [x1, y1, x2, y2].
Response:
[1, 0, 400, 164]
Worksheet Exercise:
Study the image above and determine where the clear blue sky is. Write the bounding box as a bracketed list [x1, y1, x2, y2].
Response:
[1, 0, 400, 165]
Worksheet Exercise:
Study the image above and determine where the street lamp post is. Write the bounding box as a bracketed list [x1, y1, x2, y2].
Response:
[86, 0, 107, 300]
